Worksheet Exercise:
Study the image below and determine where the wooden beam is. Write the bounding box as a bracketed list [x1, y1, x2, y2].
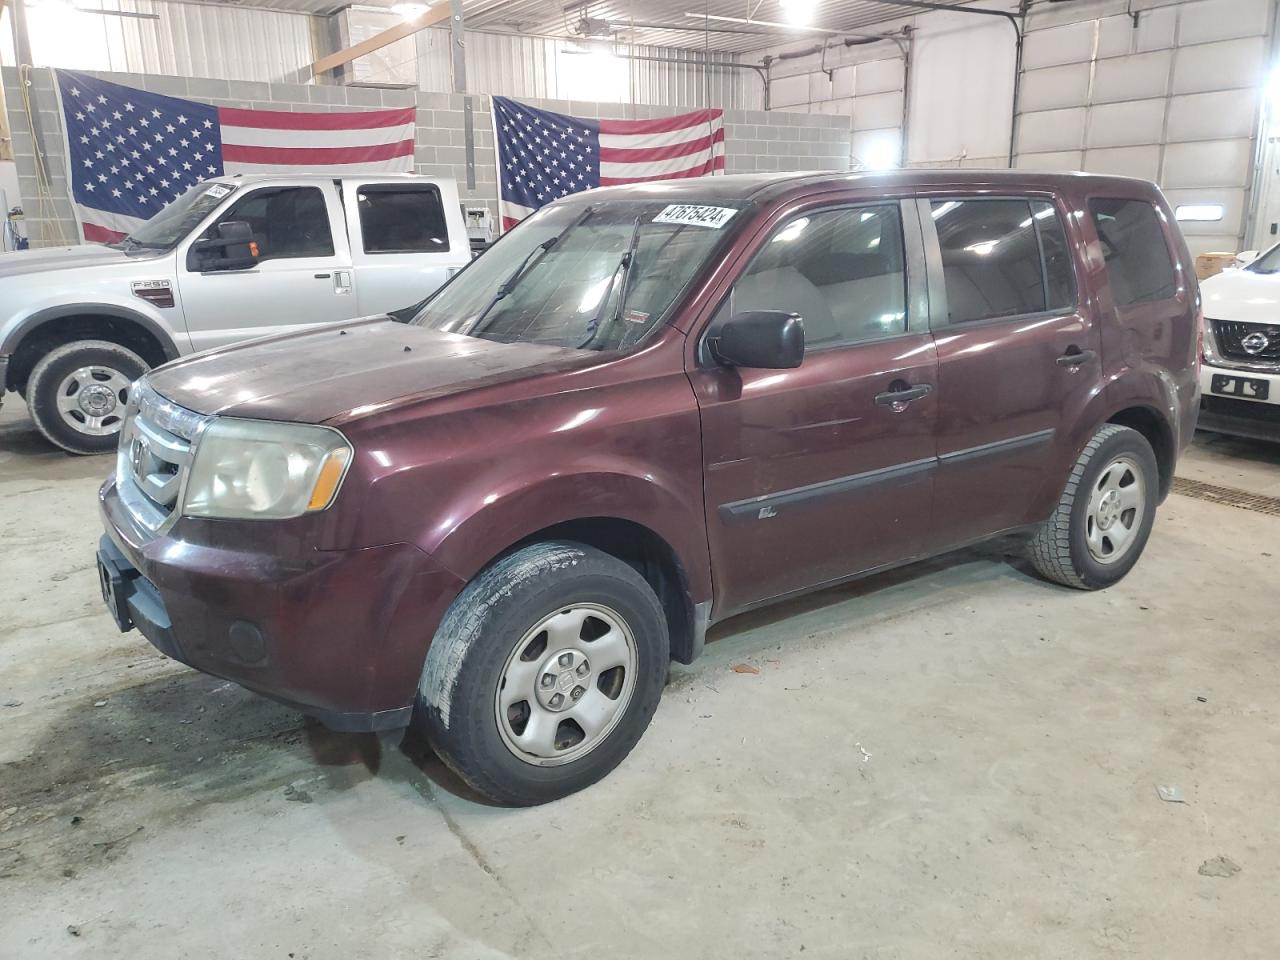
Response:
[312, 6, 452, 77]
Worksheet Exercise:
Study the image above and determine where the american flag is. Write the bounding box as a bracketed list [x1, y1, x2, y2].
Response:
[493, 96, 724, 231]
[56, 69, 415, 243]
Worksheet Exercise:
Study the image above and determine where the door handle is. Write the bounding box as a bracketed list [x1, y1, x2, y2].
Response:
[333, 270, 352, 295]
[1056, 348, 1096, 369]
[314, 273, 332, 279]
[874, 382, 932, 408]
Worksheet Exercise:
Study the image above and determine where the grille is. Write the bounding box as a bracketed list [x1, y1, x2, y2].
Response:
[1171, 477, 1280, 518]
[1211, 319, 1280, 365]
[116, 382, 210, 533]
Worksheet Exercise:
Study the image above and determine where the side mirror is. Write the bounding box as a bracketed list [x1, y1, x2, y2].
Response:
[1233, 250, 1260, 269]
[710, 311, 805, 369]
[187, 220, 259, 272]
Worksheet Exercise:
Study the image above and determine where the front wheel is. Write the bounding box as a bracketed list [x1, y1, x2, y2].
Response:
[415, 541, 669, 806]
[1026, 424, 1159, 590]
[27, 340, 149, 455]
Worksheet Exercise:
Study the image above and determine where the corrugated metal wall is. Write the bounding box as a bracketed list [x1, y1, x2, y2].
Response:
[416, 27, 750, 109]
[0, 0, 315, 83]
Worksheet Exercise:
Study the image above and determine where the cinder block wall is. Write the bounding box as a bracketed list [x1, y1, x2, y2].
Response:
[1, 66, 851, 247]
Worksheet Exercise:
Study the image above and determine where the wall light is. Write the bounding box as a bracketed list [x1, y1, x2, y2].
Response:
[1175, 203, 1225, 222]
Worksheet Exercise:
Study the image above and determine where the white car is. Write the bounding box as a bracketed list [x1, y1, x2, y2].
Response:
[1198, 246, 1280, 442]
[0, 174, 470, 453]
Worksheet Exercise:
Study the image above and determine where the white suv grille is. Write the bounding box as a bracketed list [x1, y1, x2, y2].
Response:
[116, 381, 211, 533]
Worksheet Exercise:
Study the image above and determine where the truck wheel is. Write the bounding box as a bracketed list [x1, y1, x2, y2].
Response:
[1026, 424, 1158, 590]
[416, 541, 668, 806]
[27, 341, 148, 455]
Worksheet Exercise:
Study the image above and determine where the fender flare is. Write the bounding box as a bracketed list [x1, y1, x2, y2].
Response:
[1, 302, 183, 362]
[419, 469, 714, 662]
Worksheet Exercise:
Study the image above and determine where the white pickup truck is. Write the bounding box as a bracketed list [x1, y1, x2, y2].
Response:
[0, 173, 470, 453]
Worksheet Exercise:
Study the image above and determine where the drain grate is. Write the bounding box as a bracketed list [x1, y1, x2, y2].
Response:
[1170, 477, 1280, 518]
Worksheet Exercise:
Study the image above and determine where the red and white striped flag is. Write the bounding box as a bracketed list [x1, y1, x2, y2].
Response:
[57, 69, 414, 242]
[493, 96, 725, 231]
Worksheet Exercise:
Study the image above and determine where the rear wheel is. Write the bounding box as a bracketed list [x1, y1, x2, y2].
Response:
[27, 340, 148, 455]
[1026, 424, 1159, 590]
[415, 541, 668, 806]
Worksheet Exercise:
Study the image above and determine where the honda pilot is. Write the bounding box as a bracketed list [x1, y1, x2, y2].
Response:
[97, 171, 1200, 805]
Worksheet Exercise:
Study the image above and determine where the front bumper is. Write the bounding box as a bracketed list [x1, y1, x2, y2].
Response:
[1198, 361, 1280, 442]
[98, 478, 466, 732]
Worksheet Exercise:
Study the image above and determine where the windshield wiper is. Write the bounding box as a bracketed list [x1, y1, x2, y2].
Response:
[466, 206, 595, 335]
[578, 215, 644, 349]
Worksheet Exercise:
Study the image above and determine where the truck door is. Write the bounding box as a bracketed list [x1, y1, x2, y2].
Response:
[176, 180, 355, 352]
[340, 177, 471, 316]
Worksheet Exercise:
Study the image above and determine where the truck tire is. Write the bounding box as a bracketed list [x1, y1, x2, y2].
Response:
[1026, 424, 1159, 590]
[27, 340, 149, 455]
[415, 541, 669, 806]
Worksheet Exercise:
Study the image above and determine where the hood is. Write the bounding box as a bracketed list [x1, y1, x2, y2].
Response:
[1201, 268, 1280, 324]
[0, 243, 157, 280]
[146, 317, 601, 424]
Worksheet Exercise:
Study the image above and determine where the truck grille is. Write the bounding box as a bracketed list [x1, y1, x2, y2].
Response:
[116, 381, 210, 533]
[1211, 319, 1280, 365]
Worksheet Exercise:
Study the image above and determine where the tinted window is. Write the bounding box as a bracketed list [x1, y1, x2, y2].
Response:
[213, 187, 334, 261]
[1033, 200, 1076, 311]
[931, 199, 1047, 324]
[358, 185, 450, 254]
[1089, 198, 1177, 305]
[730, 204, 907, 349]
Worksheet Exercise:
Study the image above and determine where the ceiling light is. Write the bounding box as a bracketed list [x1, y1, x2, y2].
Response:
[779, 0, 818, 26]
[392, 3, 430, 22]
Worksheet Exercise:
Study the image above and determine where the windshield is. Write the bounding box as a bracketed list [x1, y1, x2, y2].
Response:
[413, 198, 744, 352]
[118, 182, 237, 251]
[1247, 244, 1280, 275]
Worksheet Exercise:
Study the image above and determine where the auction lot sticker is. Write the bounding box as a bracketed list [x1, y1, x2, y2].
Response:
[652, 204, 738, 228]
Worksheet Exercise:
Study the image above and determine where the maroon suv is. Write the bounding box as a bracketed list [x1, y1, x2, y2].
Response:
[97, 171, 1200, 805]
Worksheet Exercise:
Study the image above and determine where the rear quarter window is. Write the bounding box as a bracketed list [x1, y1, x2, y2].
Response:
[1088, 198, 1177, 306]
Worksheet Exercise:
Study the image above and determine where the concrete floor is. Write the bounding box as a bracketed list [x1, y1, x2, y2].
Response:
[1, 398, 1278, 960]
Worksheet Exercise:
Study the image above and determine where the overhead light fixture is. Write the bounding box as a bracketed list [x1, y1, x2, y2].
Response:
[575, 15, 614, 39]
[392, 2, 431, 22]
[778, 0, 818, 26]
[684, 11, 838, 35]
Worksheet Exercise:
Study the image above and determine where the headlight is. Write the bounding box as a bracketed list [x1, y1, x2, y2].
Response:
[183, 419, 352, 520]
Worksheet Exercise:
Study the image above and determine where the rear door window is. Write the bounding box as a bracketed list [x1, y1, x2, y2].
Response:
[1088, 198, 1177, 305]
[357, 185, 450, 254]
[930, 198, 1076, 324]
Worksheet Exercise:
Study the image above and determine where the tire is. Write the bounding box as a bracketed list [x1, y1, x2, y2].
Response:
[27, 340, 149, 455]
[415, 541, 669, 806]
[1026, 424, 1159, 590]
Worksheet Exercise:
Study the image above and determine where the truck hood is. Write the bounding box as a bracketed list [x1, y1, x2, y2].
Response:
[0, 243, 157, 280]
[1202, 268, 1280, 324]
[147, 317, 600, 423]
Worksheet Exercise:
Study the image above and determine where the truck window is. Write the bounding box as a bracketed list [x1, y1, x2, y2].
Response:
[1088, 198, 1177, 306]
[210, 186, 334, 262]
[728, 204, 907, 349]
[357, 185, 450, 254]
[931, 198, 1074, 324]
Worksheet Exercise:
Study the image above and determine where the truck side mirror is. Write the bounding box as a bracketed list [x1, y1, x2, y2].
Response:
[187, 220, 260, 273]
[709, 311, 805, 369]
